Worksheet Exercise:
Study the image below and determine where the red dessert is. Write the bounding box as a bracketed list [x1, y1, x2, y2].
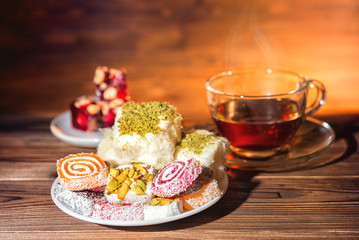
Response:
[70, 96, 122, 131]
[70, 66, 130, 131]
[150, 159, 202, 198]
[70, 96, 100, 131]
[93, 66, 128, 102]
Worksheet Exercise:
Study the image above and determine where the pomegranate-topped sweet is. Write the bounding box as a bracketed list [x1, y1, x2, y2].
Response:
[70, 66, 130, 132]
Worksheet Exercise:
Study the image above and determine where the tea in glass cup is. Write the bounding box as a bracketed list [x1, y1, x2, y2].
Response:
[206, 69, 325, 160]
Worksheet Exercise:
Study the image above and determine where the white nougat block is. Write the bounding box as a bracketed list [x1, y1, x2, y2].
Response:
[144, 200, 183, 220]
[174, 129, 230, 180]
[111, 106, 182, 169]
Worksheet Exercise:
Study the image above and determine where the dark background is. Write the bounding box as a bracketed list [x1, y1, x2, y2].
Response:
[1, 0, 358, 121]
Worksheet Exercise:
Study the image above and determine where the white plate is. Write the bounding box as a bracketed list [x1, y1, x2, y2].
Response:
[51, 173, 228, 226]
[50, 111, 104, 148]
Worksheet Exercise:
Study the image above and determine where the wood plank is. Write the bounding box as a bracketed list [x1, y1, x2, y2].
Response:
[0, 162, 56, 180]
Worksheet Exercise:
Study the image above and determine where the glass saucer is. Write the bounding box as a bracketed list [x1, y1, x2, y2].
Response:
[225, 117, 335, 172]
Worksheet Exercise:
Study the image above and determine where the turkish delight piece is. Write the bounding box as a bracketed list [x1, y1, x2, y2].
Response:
[92, 201, 145, 221]
[93, 66, 128, 102]
[53, 182, 105, 217]
[104, 164, 156, 205]
[57, 153, 109, 191]
[110, 102, 182, 169]
[179, 168, 222, 211]
[144, 199, 183, 220]
[70, 96, 100, 131]
[174, 129, 230, 180]
[150, 159, 201, 198]
[70, 96, 125, 131]
[70, 66, 129, 132]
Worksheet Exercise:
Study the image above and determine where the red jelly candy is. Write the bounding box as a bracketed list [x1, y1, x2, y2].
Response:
[70, 66, 130, 132]
[93, 66, 128, 102]
[70, 97, 100, 131]
[102, 109, 116, 128]
[150, 159, 202, 198]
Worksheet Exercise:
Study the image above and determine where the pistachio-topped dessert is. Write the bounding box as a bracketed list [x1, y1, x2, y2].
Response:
[117, 102, 182, 137]
[97, 101, 229, 180]
[104, 163, 156, 205]
[179, 131, 217, 155]
[174, 130, 230, 180]
[97, 101, 182, 169]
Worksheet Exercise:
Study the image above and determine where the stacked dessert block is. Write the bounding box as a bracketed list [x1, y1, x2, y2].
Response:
[70, 66, 130, 131]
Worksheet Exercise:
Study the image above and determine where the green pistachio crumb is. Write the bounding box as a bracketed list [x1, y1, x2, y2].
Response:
[118, 102, 181, 137]
[179, 131, 216, 155]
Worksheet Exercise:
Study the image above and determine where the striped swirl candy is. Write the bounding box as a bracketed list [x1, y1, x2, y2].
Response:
[150, 159, 202, 198]
[57, 153, 109, 191]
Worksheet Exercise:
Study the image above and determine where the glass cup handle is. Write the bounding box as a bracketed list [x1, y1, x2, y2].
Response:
[305, 79, 326, 116]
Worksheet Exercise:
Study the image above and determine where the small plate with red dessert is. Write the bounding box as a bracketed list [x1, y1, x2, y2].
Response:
[50, 110, 104, 148]
[50, 66, 130, 148]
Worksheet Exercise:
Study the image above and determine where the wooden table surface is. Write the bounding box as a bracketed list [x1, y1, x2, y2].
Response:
[1, 0, 359, 239]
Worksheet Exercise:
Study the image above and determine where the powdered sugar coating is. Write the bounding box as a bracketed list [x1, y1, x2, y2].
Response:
[92, 201, 144, 221]
[53, 182, 105, 216]
[150, 159, 202, 198]
[181, 179, 221, 210]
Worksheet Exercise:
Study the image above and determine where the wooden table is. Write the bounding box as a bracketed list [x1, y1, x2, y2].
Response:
[1, 0, 359, 239]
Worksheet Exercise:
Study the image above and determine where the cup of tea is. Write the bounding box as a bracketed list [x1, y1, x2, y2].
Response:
[206, 68, 326, 162]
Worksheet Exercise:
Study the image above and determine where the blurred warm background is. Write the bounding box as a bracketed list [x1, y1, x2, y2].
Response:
[1, 0, 358, 124]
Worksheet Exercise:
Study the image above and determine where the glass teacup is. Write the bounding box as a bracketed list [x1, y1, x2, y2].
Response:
[206, 68, 326, 160]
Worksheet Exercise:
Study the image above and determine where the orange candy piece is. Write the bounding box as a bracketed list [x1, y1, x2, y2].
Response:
[181, 179, 221, 211]
[57, 153, 109, 191]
